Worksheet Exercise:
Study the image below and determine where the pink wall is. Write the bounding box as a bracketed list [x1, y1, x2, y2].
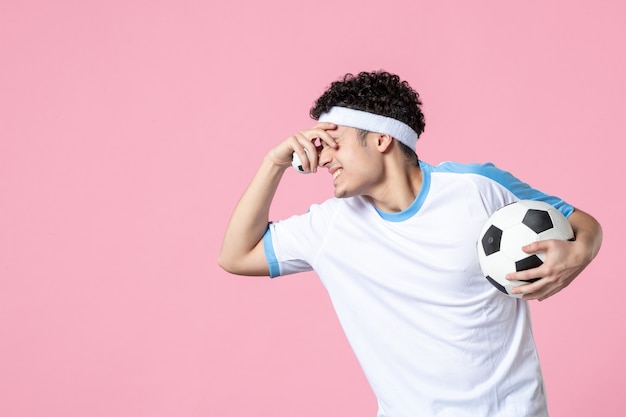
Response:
[1, 1, 623, 416]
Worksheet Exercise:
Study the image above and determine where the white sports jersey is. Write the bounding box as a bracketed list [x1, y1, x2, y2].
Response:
[263, 161, 573, 417]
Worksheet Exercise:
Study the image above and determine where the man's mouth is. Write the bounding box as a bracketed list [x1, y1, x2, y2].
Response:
[332, 168, 343, 180]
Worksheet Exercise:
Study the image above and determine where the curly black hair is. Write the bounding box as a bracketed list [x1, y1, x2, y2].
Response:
[310, 71, 426, 137]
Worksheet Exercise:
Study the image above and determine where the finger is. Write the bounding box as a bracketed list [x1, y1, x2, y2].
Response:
[523, 285, 558, 301]
[295, 131, 331, 173]
[512, 277, 563, 301]
[505, 266, 545, 283]
[313, 121, 337, 131]
[292, 132, 315, 172]
[511, 279, 549, 300]
[509, 280, 537, 297]
[521, 240, 548, 254]
[311, 123, 338, 149]
[291, 124, 338, 172]
[297, 127, 335, 149]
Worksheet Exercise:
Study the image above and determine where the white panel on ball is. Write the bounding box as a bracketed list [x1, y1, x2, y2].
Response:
[477, 200, 574, 297]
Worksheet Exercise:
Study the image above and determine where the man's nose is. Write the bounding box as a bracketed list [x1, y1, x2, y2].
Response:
[318, 146, 333, 168]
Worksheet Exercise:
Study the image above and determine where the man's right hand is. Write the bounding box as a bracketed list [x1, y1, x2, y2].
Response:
[267, 122, 337, 173]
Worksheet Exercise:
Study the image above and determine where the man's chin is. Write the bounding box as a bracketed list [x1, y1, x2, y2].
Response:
[333, 188, 350, 199]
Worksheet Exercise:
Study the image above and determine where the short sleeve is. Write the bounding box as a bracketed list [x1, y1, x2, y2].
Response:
[263, 200, 338, 278]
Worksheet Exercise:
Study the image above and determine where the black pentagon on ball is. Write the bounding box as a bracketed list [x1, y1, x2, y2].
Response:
[522, 209, 554, 234]
[481, 225, 503, 256]
[515, 254, 543, 272]
[486, 276, 508, 294]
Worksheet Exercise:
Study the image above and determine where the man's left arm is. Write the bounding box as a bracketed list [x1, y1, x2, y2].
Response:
[508, 208, 603, 301]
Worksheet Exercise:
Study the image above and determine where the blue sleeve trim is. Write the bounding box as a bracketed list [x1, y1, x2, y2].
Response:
[262, 226, 281, 278]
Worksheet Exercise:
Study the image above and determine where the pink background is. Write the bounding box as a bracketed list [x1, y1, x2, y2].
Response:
[1, 1, 623, 416]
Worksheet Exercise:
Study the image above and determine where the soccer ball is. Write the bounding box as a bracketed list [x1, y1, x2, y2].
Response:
[477, 200, 574, 297]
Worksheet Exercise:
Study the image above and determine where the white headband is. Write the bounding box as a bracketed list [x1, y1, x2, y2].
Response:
[318, 106, 418, 151]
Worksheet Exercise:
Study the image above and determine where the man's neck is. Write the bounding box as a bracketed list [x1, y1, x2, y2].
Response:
[368, 163, 423, 213]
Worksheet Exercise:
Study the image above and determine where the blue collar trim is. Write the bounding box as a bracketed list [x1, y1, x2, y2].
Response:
[374, 161, 431, 222]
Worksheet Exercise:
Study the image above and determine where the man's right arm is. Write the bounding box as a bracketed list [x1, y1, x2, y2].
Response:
[217, 156, 287, 276]
[217, 123, 337, 276]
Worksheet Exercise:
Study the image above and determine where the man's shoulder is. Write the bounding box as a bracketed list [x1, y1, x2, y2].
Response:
[423, 160, 501, 175]
[424, 160, 519, 189]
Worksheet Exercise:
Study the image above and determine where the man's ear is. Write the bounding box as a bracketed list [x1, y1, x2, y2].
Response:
[376, 134, 394, 152]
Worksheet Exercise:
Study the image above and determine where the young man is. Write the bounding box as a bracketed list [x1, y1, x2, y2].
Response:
[218, 71, 602, 416]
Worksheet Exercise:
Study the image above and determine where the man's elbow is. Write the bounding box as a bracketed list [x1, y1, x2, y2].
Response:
[217, 251, 239, 275]
[217, 251, 269, 277]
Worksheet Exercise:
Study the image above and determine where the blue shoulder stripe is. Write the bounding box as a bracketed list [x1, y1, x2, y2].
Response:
[425, 161, 574, 217]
